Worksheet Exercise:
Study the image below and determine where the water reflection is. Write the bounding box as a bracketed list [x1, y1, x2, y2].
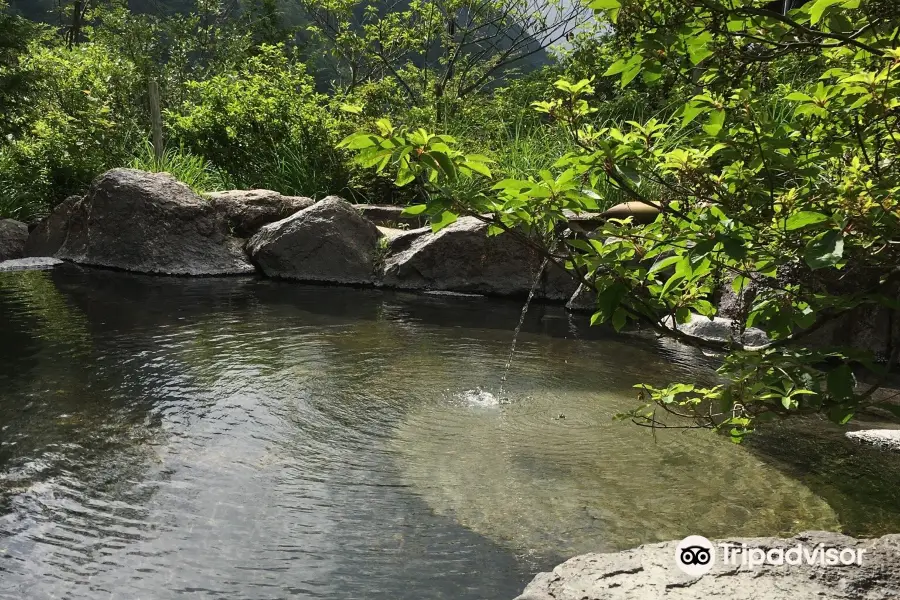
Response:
[0, 266, 898, 600]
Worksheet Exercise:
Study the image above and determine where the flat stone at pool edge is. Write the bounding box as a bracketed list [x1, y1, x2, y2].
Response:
[0, 257, 64, 272]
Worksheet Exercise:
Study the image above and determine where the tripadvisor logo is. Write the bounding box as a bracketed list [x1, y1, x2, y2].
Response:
[675, 535, 867, 577]
[675, 535, 715, 576]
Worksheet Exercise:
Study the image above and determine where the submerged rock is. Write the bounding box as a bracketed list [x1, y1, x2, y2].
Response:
[846, 429, 900, 452]
[515, 532, 900, 600]
[206, 189, 314, 237]
[57, 169, 253, 276]
[0, 257, 64, 272]
[247, 196, 383, 284]
[381, 216, 576, 299]
[0, 218, 28, 261]
[24, 195, 81, 257]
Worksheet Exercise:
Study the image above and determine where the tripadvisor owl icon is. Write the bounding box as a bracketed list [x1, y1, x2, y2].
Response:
[675, 535, 715, 576]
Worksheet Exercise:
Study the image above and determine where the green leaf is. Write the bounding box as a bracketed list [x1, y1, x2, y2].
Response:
[591, 282, 627, 325]
[463, 160, 492, 177]
[804, 230, 844, 269]
[395, 169, 416, 186]
[426, 151, 457, 182]
[339, 133, 380, 149]
[781, 396, 798, 410]
[621, 62, 643, 87]
[588, 0, 620, 8]
[648, 255, 680, 275]
[612, 307, 627, 332]
[809, 0, 845, 24]
[401, 204, 428, 216]
[681, 103, 711, 127]
[659, 271, 686, 298]
[431, 210, 458, 233]
[339, 103, 363, 114]
[604, 58, 629, 76]
[731, 275, 750, 293]
[703, 109, 725, 136]
[785, 211, 829, 230]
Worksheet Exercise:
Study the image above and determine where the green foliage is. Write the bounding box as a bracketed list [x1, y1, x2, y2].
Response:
[167, 44, 349, 197]
[0, 36, 143, 219]
[130, 142, 226, 194]
[344, 0, 900, 439]
[301, 0, 587, 116]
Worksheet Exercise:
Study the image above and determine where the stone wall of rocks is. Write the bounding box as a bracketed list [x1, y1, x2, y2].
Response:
[10, 169, 583, 302]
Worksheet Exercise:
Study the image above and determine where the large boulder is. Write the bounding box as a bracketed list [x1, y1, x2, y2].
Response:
[57, 169, 253, 275]
[24, 195, 81, 257]
[0, 219, 28, 261]
[381, 217, 577, 300]
[206, 189, 314, 237]
[515, 532, 900, 600]
[247, 196, 383, 284]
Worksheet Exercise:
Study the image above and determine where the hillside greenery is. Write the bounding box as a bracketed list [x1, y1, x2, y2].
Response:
[0, 0, 592, 219]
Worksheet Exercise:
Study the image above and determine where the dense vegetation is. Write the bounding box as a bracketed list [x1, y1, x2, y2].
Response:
[2, 0, 899, 438]
[0, 0, 592, 220]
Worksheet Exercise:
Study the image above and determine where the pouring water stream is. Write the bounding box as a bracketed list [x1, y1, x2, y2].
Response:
[498, 255, 550, 398]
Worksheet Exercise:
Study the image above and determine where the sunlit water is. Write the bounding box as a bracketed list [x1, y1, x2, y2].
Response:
[1, 266, 899, 600]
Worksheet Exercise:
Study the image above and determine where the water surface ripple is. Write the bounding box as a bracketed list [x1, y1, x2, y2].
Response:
[1, 267, 898, 600]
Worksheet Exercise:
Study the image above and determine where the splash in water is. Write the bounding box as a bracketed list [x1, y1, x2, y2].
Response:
[458, 387, 502, 407]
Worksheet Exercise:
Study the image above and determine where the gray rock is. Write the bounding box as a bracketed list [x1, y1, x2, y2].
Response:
[515, 532, 900, 600]
[24, 195, 81, 257]
[846, 429, 900, 452]
[247, 196, 383, 284]
[563, 210, 604, 234]
[206, 189, 314, 237]
[378, 225, 431, 254]
[805, 301, 900, 362]
[57, 169, 253, 276]
[717, 274, 760, 320]
[662, 313, 770, 347]
[381, 216, 577, 300]
[0, 218, 28, 261]
[0, 257, 64, 272]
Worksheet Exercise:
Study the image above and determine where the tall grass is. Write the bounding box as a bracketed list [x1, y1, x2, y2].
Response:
[130, 142, 227, 194]
[0, 150, 47, 221]
[253, 132, 352, 199]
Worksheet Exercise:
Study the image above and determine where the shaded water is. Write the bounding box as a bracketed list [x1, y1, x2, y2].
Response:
[1, 266, 899, 600]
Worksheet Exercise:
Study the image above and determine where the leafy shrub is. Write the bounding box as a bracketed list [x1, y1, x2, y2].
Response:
[0, 40, 143, 219]
[167, 44, 349, 197]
